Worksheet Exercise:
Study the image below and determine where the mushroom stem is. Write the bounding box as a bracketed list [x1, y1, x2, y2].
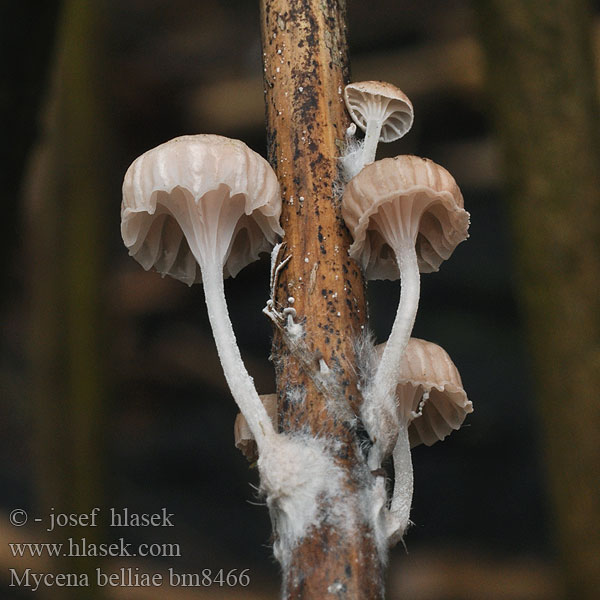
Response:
[361, 117, 384, 169]
[200, 258, 276, 452]
[373, 240, 421, 419]
[387, 420, 413, 545]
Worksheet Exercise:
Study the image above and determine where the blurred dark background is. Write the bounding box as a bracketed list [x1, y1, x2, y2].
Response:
[1, 0, 599, 599]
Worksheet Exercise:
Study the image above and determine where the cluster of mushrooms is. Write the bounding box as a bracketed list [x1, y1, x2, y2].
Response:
[120, 80, 473, 557]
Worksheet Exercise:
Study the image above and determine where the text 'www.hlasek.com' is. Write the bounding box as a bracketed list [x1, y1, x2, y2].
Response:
[8, 507, 251, 592]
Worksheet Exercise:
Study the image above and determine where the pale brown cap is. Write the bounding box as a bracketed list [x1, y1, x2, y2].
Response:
[121, 134, 283, 285]
[342, 155, 469, 279]
[344, 81, 414, 142]
[234, 394, 277, 462]
[377, 339, 472, 447]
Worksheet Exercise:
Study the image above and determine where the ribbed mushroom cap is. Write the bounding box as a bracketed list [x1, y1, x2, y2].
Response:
[344, 81, 414, 142]
[234, 394, 277, 462]
[377, 339, 472, 448]
[121, 134, 283, 285]
[342, 155, 469, 279]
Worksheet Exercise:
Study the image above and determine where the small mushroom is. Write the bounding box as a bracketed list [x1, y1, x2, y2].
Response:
[121, 134, 283, 451]
[343, 155, 469, 460]
[343, 81, 414, 174]
[378, 338, 472, 545]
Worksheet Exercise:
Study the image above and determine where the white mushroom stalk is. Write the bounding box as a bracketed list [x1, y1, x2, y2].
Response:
[369, 223, 420, 406]
[200, 253, 274, 450]
[357, 223, 421, 470]
[121, 134, 284, 454]
[360, 97, 402, 166]
[388, 420, 412, 543]
[343, 81, 414, 177]
[342, 155, 469, 462]
[376, 339, 473, 545]
[235, 394, 278, 462]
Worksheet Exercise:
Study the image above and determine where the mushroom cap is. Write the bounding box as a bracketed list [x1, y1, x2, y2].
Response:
[342, 155, 469, 279]
[234, 393, 277, 462]
[377, 339, 472, 448]
[121, 134, 283, 285]
[344, 81, 414, 142]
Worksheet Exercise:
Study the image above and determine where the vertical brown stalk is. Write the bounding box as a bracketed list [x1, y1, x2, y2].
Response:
[260, 1, 384, 598]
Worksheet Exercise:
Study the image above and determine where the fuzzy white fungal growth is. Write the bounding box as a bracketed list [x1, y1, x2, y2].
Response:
[339, 122, 365, 182]
[258, 433, 345, 567]
[366, 470, 392, 562]
[362, 388, 400, 469]
[285, 315, 304, 342]
[261, 433, 390, 569]
[232, 336, 391, 565]
[354, 331, 394, 464]
[319, 358, 330, 374]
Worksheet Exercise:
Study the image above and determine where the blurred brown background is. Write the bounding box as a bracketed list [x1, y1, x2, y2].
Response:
[1, 0, 599, 598]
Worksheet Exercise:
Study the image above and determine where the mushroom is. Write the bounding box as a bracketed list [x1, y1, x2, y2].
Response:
[377, 338, 472, 545]
[121, 134, 283, 452]
[342, 155, 469, 462]
[343, 81, 414, 176]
